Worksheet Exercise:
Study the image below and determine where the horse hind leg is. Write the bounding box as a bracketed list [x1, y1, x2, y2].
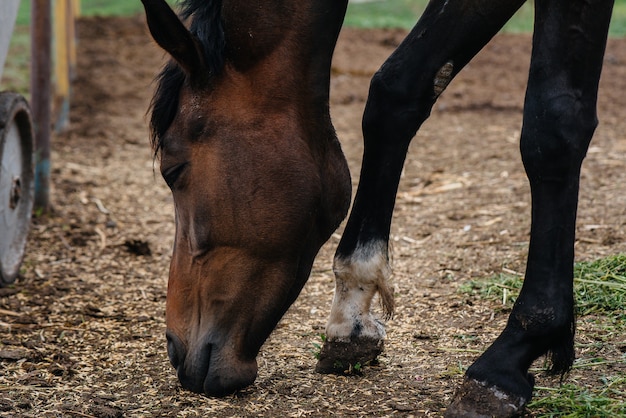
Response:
[316, 0, 526, 374]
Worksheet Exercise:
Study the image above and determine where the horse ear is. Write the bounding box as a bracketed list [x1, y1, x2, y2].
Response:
[141, 0, 203, 76]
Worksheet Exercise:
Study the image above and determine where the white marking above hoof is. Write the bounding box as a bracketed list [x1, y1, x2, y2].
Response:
[326, 240, 394, 342]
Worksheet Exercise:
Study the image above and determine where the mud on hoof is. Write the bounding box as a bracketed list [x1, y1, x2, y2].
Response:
[445, 378, 529, 418]
[315, 337, 384, 374]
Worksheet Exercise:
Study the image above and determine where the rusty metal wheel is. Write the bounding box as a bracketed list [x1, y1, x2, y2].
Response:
[0, 92, 34, 285]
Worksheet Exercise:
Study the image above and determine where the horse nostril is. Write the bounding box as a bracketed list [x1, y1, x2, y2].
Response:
[165, 331, 257, 396]
[166, 330, 186, 370]
[203, 357, 258, 397]
[166, 331, 213, 394]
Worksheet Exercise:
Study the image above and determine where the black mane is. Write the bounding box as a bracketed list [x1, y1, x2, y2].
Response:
[149, 0, 225, 156]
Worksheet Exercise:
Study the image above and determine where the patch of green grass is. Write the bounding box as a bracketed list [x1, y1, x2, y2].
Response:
[460, 254, 626, 316]
[458, 272, 522, 308]
[16, 1, 31, 26]
[10, 0, 626, 36]
[310, 333, 326, 360]
[611, 1, 626, 37]
[1, 26, 30, 95]
[575, 255, 626, 315]
[502, 3, 535, 34]
[16, 0, 177, 25]
[344, 0, 427, 29]
[529, 377, 626, 417]
[460, 256, 626, 416]
[345, 0, 626, 37]
[79, 0, 177, 18]
[344, 1, 535, 33]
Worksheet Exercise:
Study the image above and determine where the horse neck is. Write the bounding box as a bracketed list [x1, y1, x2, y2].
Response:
[220, 0, 349, 106]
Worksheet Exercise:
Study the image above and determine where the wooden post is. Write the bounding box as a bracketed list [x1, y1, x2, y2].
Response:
[73, 0, 81, 17]
[31, 0, 52, 212]
[52, 0, 78, 131]
[69, 0, 78, 82]
[54, 0, 70, 131]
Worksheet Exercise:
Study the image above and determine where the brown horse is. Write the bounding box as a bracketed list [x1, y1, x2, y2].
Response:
[141, 0, 614, 416]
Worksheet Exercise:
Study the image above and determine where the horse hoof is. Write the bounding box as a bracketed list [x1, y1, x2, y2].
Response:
[445, 378, 528, 418]
[315, 336, 384, 374]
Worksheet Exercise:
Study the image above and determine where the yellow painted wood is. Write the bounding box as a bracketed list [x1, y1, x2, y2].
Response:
[54, 0, 70, 100]
[73, 0, 81, 17]
[53, 0, 77, 130]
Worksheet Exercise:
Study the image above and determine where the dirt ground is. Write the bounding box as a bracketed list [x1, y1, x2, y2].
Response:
[1, 15, 625, 417]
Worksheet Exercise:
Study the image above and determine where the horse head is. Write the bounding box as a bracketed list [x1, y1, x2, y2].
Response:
[141, 0, 351, 395]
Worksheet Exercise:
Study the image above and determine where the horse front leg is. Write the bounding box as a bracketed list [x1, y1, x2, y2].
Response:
[447, 0, 614, 416]
[316, 0, 526, 374]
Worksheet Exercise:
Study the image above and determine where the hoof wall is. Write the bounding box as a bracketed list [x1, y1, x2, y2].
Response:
[315, 337, 383, 374]
[445, 378, 528, 418]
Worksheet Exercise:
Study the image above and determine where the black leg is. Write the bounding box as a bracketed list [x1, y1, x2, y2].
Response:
[317, 0, 526, 374]
[447, 0, 614, 416]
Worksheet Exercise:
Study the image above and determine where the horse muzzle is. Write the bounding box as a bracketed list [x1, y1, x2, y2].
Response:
[166, 330, 258, 396]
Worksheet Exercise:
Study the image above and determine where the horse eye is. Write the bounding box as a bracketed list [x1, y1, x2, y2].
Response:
[162, 162, 189, 189]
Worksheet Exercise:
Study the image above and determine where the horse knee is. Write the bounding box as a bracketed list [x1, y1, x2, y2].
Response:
[520, 89, 598, 183]
[362, 71, 434, 147]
